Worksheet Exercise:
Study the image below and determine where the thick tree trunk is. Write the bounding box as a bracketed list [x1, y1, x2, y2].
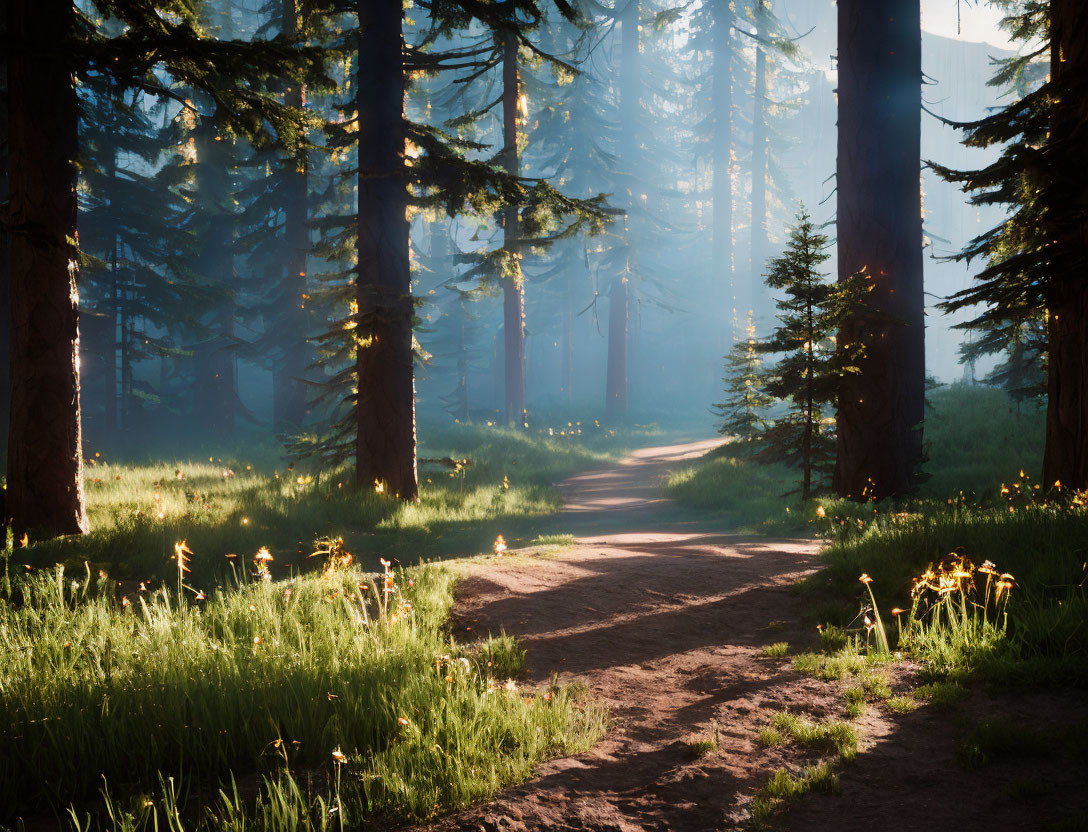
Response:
[119, 264, 134, 430]
[0, 0, 9, 471]
[750, 16, 768, 322]
[607, 0, 639, 421]
[1042, 0, 1088, 488]
[7, 0, 88, 537]
[105, 232, 119, 433]
[710, 1, 735, 326]
[501, 32, 526, 426]
[833, 0, 925, 501]
[273, 96, 311, 430]
[354, 0, 418, 499]
[192, 122, 237, 438]
[605, 274, 628, 422]
[561, 268, 573, 403]
[273, 3, 311, 432]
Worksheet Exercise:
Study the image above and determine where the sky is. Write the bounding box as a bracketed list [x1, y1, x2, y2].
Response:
[920, 0, 1016, 50]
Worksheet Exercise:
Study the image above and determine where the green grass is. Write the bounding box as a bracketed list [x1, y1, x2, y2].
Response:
[750, 763, 839, 825]
[761, 641, 790, 657]
[532, 534, 577, 547]
[667, 385, 1045, 528]
[914, 680, 969, 709]
[920, 385, 1045, 501]
[768, 712, 858, 759]
[807, 504, 1088, 684]
[791, 648, 876, 681]
[663, 444, 805, 533]
[843, 686, 866, 718]
[686, 721, 720, 759]
[884, 695, 918, 714]
[957, 718, 1046, 770]
[0, 559, 606, 827]
[13, 423, 656, 584]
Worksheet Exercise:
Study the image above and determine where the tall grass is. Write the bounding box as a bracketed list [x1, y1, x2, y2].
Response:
[19, 422, 657, 582]
[808, 505, 1088, 684]
[0, 559, 606, 825]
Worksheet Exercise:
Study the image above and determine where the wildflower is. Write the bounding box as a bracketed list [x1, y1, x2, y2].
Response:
[374, 479, 385, 494]
[331, 747, 347, 764]
[398, 717, 410, 726]
[858, 573, 872, 585]
[121, 596, 131, 608]
[18, 532, 28, 548]
[890, 608, 903, 617]
[174, 540, 193, 573]
[195, 590, 206, 601]
[816, 505, 826, 518]
[494, 535, 508, 556]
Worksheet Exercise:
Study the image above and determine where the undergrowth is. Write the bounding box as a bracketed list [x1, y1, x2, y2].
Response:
[0, 554, 606, 829]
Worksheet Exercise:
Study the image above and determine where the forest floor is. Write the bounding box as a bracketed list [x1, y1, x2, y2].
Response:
[418, 439, 1088, 832]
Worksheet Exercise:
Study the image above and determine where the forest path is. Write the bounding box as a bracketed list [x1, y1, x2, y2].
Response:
[418, 439, 1088, 832]
[423, 439, 828, 831]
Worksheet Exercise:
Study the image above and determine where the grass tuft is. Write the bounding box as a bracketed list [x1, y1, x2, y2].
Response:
[761, 641, 790, 658]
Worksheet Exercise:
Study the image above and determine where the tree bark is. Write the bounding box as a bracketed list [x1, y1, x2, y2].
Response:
[354, 0, 418, 499]
[607, 0, 639, 422]
[106, 230, 119, 433]
[750, 13, 768, 321]
[1042, 0, 1088, 488]
[605, 274, 628, 422]
[7, 0, 88, 537]
[833, 0, 925, 501]
[192, 121, 237, 438]
[0, 14, 10, 524]
[561, 267, 574, 403]
[710, 0, 735, 327]
[273, 3, 311, 432]
[501, 31, 526, 427]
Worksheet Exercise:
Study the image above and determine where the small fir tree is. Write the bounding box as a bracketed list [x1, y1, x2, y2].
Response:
[757, 208, 868, 500]
[715, 312, 772, 446]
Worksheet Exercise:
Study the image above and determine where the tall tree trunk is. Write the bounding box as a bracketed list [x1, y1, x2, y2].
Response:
[750, 7, 768, 322]
[273, 3, 311, 432]
[710, 0, 735, 328]
[355, 0, 418, 499]
[106, 231, 119, 433]
[0, 12, 10, 523]
[120, 257, 136, 431]
[608, 0, 639, 422]
[7, 0, 88, 537]
[833, 0, 925, 501]
[192, 122, 238, 438]
[456, 297, 470, 422]
[605, 274, 628, 421]
[501, 32, 526, 427]
[1042, 0, 1088, 488]
[561, 266, 574, 403]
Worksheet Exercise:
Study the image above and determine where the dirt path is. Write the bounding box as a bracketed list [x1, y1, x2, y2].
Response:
[425, 439, 1088, 832]
[431, 439, 827, 831]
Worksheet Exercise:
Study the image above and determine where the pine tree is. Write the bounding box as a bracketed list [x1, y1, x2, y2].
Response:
[758, 209, 867, 500]
[78, 76, 204, 436]
[714, 312, 772, 446]
[297, 0, 610, 496]
[933, 0, 1088, 487]
[5, 0, 327, 538]
[832, 0, 925, 501]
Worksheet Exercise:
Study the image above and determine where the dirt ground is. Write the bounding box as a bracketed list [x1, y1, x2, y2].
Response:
[421, 440, 1088, 832]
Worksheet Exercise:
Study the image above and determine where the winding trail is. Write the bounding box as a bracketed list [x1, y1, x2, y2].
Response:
[431, 439, 825, 831]
[419, 440, 1088, 832]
